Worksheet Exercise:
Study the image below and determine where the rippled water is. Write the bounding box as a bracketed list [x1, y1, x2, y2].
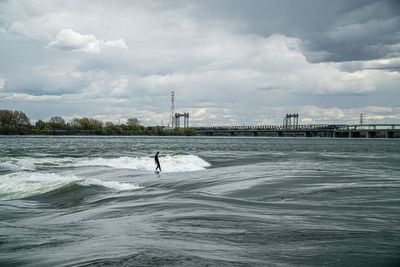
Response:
[1, 136, 399, 266]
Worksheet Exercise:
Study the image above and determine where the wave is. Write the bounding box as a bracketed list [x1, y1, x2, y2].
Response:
[0, 172, 142, 200]
[80, 178, 141, 191]
[78, 155, 210, 172]
[0, 157, 36, 171]
[0, 155, 210, 173]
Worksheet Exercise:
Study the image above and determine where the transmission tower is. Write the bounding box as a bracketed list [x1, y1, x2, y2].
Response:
[283, 113, 299, 128]
[170, 91, 175, 127]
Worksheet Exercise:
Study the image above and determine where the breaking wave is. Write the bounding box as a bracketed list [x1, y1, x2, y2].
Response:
[0, 155, 210, 173]
[0, 172, 142, 200]
[0, 157, 36, 171]
[78, 155, 210, 172]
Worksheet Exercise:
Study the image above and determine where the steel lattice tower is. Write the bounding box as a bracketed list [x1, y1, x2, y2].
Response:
[170, 91, 175, 127]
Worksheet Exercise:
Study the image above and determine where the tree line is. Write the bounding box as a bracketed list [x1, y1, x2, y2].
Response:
[0, 110, 197, 136]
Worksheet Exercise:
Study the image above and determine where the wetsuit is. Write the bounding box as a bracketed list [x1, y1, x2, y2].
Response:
[155, 154, 161, 172]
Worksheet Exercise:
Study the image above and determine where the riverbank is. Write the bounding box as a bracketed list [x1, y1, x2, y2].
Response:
[0, 125, 198, 136]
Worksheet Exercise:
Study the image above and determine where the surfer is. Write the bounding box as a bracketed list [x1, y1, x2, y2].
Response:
[155, 151, 161, 172]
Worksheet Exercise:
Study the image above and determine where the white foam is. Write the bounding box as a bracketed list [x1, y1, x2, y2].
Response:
[0, 157, 75, 171]
[76, 155, 210, 173]
[0, 172, 142, 200]
[0, 172, 80, 200]
[0, 155, 210, 173]
[79, 178, 142, 191]
[0, 157, 36, 171]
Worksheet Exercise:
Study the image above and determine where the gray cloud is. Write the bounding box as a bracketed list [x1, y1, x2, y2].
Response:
[192, 0, 400, 63]
[48, 29, 127, 53]
[0, 0, 399, 125]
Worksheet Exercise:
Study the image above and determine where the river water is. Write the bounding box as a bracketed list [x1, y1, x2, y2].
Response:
[0, 136, 399, 266]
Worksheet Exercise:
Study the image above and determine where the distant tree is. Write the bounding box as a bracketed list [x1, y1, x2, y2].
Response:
[0, 110, 14, 126]
[184, 128, 197, 136]
[0, 110, 30, 127]
[103, 122, 115, 135]
[49, 116, 66, 127]
[147, 126, 165, 136]
[114, 126, 123, 135]
[35, 120, 46, 130]
[132, 125, 146, 135]
[88, 118, 103, 130]
[71, 118, 88, 129]
[105, 122, 115, 128]
[13, 111, 30, 126]
[127, 117, 140, 126]
[70, 117, 103, 132]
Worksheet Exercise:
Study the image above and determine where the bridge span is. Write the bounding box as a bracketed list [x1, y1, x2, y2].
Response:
[191, 124, 400, 138]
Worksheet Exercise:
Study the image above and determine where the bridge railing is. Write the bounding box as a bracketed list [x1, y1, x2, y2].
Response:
[192, 124, 400, 131]
[340, 124, 400, 130]
[192, 124, 349, 131]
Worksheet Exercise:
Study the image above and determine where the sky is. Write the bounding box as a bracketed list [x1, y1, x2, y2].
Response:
[0, 0, 400, 126]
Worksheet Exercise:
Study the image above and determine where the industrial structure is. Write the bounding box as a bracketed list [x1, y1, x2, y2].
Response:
[174, 112, 190, 128]
[283, 113, 299, 127]
[192, 123, 400, 138]
[170, 91, 175, 127]
[191, 113, 399, 138]
[165, 101, 398, 137]
[169, 91, 190, 128]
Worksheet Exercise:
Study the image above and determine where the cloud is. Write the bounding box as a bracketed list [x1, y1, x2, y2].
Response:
[82, 74, 131, 98]
[48, 29, 127, 53]
[1, 0, 400, 125]
[193, 0, 400, 63]
[0, 92, 62, 101]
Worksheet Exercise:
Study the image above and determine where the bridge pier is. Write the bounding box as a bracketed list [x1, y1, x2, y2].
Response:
[349, 131, 361, 138]
[367, 131, 377, 138]
[278, 131, 283, 137]
[386, 131, 394, 138]
[304, 131, 316, 137]
[253, 131, 258, 137]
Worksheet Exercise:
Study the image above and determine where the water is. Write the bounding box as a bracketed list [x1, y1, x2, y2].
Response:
[0, 136, 399, 266]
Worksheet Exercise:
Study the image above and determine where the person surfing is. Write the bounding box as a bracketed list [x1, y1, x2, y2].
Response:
[154, 151, 161, 172]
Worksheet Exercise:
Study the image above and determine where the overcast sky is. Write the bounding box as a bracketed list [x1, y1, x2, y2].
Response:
[1, 0, 399, 126]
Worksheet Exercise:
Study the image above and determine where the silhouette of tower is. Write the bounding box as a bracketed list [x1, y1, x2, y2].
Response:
[170, 91, 175, 127]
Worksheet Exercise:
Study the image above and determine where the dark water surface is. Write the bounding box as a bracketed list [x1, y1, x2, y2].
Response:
[1, 136, 399, 266]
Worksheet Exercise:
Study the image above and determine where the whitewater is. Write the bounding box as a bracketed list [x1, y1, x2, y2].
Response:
[0, 154, 209, 200]
[0, 136, 399, 266]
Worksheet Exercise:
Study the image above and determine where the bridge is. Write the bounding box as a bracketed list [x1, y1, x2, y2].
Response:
[191, 124, 400, 138]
